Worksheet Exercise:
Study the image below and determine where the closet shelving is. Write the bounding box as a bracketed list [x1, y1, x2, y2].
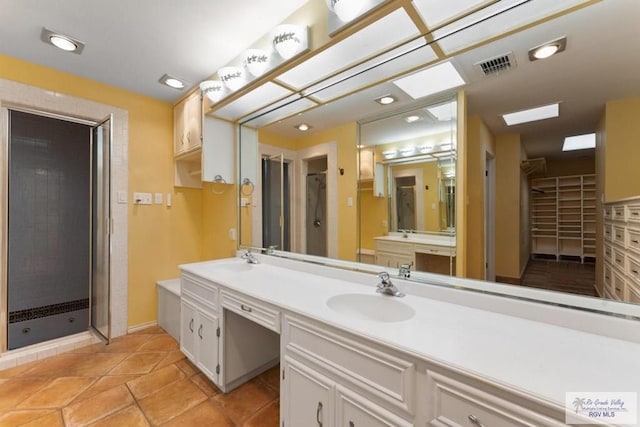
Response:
[531, 174, 595, 262]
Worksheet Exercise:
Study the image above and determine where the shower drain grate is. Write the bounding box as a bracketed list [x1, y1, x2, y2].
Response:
[9, 298, 89, 323]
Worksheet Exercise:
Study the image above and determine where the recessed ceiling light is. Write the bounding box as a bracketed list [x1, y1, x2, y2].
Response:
[41, 28, 84, 54]
[502, 103, 559, 126]
[563, 133, 595, 151]
[375, 95, 396, 105]
[404, 115, 421, 123]
[529, 37, 567, 61]
[159, 74, 186, 90]
[296, 123, 311, 131]
[393, 61, 465, 99]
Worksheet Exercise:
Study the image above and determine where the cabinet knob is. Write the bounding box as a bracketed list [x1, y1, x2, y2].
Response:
[198, 324, 203, 339]
[468, 414, 486, 427]
[316, 402, 323, 426]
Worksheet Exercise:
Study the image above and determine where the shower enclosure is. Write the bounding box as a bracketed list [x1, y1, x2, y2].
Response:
[261, 156, 290, 251]
[4, 109, 112, 350]
[306, 173, 327, 257]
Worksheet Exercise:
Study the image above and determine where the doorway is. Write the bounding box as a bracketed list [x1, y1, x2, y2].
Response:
[6, 109, 112, 349]
[261, 156, 291, 251]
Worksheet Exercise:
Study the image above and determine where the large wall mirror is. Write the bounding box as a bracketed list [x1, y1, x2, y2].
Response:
[231, 0, 640, 316]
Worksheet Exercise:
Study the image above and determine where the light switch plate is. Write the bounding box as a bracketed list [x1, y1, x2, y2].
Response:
[154, 193, 163, 204]
[117, 191, 127, 204]
[166, 193, 172, 207]
[133, 192, 152, 205]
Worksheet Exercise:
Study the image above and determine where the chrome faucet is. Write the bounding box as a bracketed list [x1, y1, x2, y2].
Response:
[265, 245, 278, 255]
[399, 263, 411, 279]
[399, 229, 408, 238]
[376, 272, 405, 297]
[241, 250, 259, 264]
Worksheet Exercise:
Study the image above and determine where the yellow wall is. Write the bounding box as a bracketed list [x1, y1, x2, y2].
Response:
[201, 183, 239, 260]
[359, 186, 388, 250]
[602, 97, 640, 200]
[0, 54, 203, 328]
[545, 157, 595, 177]
[494, 133, 523, 280]
[465, 115, 496, 280]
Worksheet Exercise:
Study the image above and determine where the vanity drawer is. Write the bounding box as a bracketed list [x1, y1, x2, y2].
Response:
[375, 240, 413, 256]
[221, 290, 280, 333]
[627, 256, 640, 284]
[604, 205, 612, 221]
[604, 243, 613, 264]
[613, 206, 626, 222]
[284, 316, 416, 415]
[628, 228, 640, 255]
[426, 371, 565, 427]
[182, 275, 218, 312]
[611, 270, 626, 300]
[604, 224, 612, 242]
[627, 205, 640, 223]
[604, 263, 612, 288]
[613, 225, 626, 246]
[414, 243, 454, 257]
[628, 282, 640, 304]
[613, 247, 626, 271]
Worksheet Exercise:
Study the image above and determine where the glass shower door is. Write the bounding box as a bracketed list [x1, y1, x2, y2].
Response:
[91, 115, 112, 343]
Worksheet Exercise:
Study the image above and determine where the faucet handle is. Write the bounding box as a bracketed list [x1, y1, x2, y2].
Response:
[377, 271, 391, 284]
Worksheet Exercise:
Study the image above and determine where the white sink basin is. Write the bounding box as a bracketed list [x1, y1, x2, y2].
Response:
[326, 293, 415, 323]
[216, 262, 256, 273]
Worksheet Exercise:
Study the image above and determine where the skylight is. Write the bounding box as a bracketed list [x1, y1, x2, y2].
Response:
[427, 102, 456, 121]
[393, 61, 465, 100]
[563, 133, 595, 151]
[502, 103, 559, 126]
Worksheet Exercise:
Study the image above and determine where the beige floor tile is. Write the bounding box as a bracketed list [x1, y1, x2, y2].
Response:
[62, 384, 134, 426]
[0, 409, 57, 425]
[153, 350, 186, 371]
[18, 377, 95, 408]
[89, 404, 150, 427]
[108, 352, 165, 375]
[138, 377, 207, 425]
[137, 335, 179, 352]
[174, 358, 199, 377]
[21, 409, 64, 427]
[258, 365, 280, 392]
[242, 399, 280, 427]
[0, 378, 51, 411]
[162, 400, 234, 427]
[129, 325, 167, 335]
[213, 378, 278, 424]
[73, 375, 140, 403]
[127, 364, 185, 400]
[92, 334, 154, 354]
[0, 362, 39, 379]
[190, 372, 221, 397]
[22, 353, 128, 377]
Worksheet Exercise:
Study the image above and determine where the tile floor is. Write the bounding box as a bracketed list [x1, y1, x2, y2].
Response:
[0, 326, 280, 426]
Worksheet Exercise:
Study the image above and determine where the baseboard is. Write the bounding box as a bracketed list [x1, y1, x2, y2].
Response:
[127, 321, 157, 334]
[496, 275, 521, 285]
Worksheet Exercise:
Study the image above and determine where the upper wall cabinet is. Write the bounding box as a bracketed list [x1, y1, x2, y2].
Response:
[174, 92, 235, 188]
[174, 91, 203, 156]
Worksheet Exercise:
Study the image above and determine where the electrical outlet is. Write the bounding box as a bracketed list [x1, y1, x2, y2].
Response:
[133, 192, 152, 205]
[154, 193, 163, 204]
[229, 228, 236, 241]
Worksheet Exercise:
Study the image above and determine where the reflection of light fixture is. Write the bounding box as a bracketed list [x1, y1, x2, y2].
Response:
[529, 37, 567, 61]
[382, 149, 397, 159]
[419, 145, 433, 153]
[439, 143, 452, 151]
[563, 133, 595, 151]
[242, 49, 270, 77]
[356, 144, 365, 149]
[427, 103, 455, 121]
[375, 95, 396, 105]
[444, 171, 456, 178]
[404, 115, 421, 123]
[218, 66, 246, 91]
[199, 80, 226, 103]
[325, 0, 365, 22]
[159, 74, 186, 90]
[272, 25, 308, 59]
[296, 123, 311, 131]
[41, 28, 85, 54]
[400, 146, 415, 156]
[502, 103, 559, 125]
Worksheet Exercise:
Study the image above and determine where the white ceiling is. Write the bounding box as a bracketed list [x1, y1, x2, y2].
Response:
[260, 0, 640, 161]
[0, 0, 307, 101]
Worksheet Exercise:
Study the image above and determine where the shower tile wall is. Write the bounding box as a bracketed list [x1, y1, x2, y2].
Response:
[8, 110, 90, 349]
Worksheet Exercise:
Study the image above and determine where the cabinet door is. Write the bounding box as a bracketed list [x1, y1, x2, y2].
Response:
[180, 299, 197, 362]
[196, 310, 219, 383]
[173, 98, 187, 155]
[284, 357, 333, 427]
[336, 386, 412, 427]
[184, 92, 202, 152]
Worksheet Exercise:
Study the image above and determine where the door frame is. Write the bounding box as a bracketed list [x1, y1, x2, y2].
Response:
[485, 152, 496, 281]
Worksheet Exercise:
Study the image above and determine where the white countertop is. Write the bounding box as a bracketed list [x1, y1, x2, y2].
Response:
[180, 257, 640, 408]
[374, 233, 456, 247]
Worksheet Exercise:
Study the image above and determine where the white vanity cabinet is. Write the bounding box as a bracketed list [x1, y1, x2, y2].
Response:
[174, 91, 202, 156]
[180, 274, 220, 384]
[282, 314, 416, 427]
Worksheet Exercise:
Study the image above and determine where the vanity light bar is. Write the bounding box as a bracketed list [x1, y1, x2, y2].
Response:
[502, 103, 559, 126]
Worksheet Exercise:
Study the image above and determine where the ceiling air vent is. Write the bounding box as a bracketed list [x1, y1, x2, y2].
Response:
[474, 52, 516, 76]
